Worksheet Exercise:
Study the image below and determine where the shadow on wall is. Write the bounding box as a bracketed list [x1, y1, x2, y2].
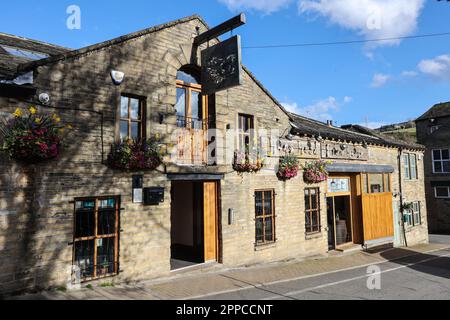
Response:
[0, 40, 174, 296]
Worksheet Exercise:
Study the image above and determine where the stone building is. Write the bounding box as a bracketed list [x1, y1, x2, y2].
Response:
[0, 15, 429, 295]
[416, 102, 450, 233]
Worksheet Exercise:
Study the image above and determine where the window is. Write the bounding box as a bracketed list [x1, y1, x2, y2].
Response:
[176, 68, 206, 130]
[435, 186, 450, 198]
[120, 95, 146, 141]
[403, 153, 418, 180]
[73, 197, 120, 281]
[1, 45, 49, 60]
[238, 114, 254, 152]
[432, 149, 450, 173]
[404, 201, 421, 227]
[362, 173, 391, 194]
[305, 188, 321, 233]
[255, 190, 275, 245]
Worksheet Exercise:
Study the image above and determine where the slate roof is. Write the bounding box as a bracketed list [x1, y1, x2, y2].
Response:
[416, 101, 450, 121]
[289, 112, 424, 150]
[0, 32, 69, 79]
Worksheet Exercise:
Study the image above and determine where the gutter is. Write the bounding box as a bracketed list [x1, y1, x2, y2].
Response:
[397, 147, 408, 247]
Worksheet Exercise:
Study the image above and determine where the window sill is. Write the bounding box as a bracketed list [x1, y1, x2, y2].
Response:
[305, 232, 322, 240]
[254, 242, 277, 251]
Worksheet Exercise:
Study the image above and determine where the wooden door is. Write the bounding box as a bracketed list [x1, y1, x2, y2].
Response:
[361, 193, 394, 241]
[203, 182, 218, 262]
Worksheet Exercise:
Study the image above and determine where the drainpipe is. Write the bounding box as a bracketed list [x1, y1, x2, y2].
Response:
[397, 147, 408, 247]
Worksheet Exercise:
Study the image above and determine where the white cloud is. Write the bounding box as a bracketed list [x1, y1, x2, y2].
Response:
[282, 96, 352, 122]
[401, 71, 418, 77]
[418, 54, 450, 83]
[359, 121, 386, 129]
[298, 0, 425, 48]
[370, 73, 391, 88]
[218, 0, 292, 13]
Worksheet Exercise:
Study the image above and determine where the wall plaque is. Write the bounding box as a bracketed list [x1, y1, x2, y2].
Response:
[201, 35, 243, 95]
[321, 142, 368, 161]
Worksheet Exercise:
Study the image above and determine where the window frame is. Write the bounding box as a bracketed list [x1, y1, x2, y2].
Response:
[238, 113, 255, 153]
[404, 201, 421, 228]
[73, 196, 120, 282]
[119, 95, 146, 141]
[432, 148, 450, 174]
[254, 189, 276, 246]
[403, 153, 418, 180]
[305, 188, 321, 234]
[362, 173, 392, 194]
[435, 186, 450, 199]
[176, 78, 208, 130]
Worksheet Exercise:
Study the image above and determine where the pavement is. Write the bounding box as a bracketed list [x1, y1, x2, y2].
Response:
[8, 234, 450, 300]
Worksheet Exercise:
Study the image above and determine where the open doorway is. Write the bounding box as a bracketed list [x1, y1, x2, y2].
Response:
[170, 181, 219, 270]
[327, 195, 353, 250]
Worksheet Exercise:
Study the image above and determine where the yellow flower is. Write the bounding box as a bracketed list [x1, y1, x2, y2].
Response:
[67, 124, 73, 130]
[13, 108, 23, 117]
[29, 106, 37, 115]
[34, 118, 41, 124]
[52, 114, 61, 123]
[59, 128, 65, 134]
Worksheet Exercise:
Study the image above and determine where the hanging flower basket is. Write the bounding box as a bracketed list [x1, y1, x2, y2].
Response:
[277, 154, 299, 181]
[0, 106, 70, 163]
[107, 138, 163, 171]
[302, 160, 330, 184]
[232, 150, 264, 174]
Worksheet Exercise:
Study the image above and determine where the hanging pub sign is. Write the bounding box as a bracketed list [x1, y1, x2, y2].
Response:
[201, 35, 243, 95]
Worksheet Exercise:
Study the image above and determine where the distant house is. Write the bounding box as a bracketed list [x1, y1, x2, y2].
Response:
[416, 102, 450, 233]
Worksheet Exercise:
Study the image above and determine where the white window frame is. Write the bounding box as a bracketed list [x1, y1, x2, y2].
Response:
[432, 149, 450, 174]
[404, 201, 421, 228]
[435, 186, 450, 199]
[403, 153, 418, 180]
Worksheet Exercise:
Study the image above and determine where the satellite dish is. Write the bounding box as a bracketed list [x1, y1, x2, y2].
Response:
[39, 93, 50, 104]
[111, 70, 125, 85]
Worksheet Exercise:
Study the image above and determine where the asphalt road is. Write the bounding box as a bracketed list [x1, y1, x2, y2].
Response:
[198, 235, 450, 300]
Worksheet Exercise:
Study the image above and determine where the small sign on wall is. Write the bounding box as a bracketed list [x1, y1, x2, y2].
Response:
[132, 175, 143, 204]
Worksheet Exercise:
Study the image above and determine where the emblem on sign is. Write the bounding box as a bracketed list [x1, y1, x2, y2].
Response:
[201, 35, 243, 95]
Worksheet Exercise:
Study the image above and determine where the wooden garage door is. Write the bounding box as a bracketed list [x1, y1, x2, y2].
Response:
[361, 194, 394, 242]
[361, 173, 394, 241]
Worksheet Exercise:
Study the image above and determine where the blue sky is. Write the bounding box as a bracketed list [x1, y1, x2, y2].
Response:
[1, 0, 450, 128]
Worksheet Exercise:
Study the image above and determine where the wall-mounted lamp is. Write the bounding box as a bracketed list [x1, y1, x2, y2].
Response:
[111, 70, 125, 85]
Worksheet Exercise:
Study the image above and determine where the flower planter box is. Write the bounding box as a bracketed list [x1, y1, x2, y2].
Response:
[107, 138, 163, 171]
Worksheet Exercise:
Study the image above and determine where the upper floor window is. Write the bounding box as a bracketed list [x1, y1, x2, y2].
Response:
[403, 153, 418, 180]
[175, 66, 206, 130]
[120, 95, 146, 141]
[432, 149, 450, 173]
[435, 186, 450, 199]
[238, 113, 254, 152]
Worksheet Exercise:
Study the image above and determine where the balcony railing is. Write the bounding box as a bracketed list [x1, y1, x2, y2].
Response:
[176, 116, 215, 165]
